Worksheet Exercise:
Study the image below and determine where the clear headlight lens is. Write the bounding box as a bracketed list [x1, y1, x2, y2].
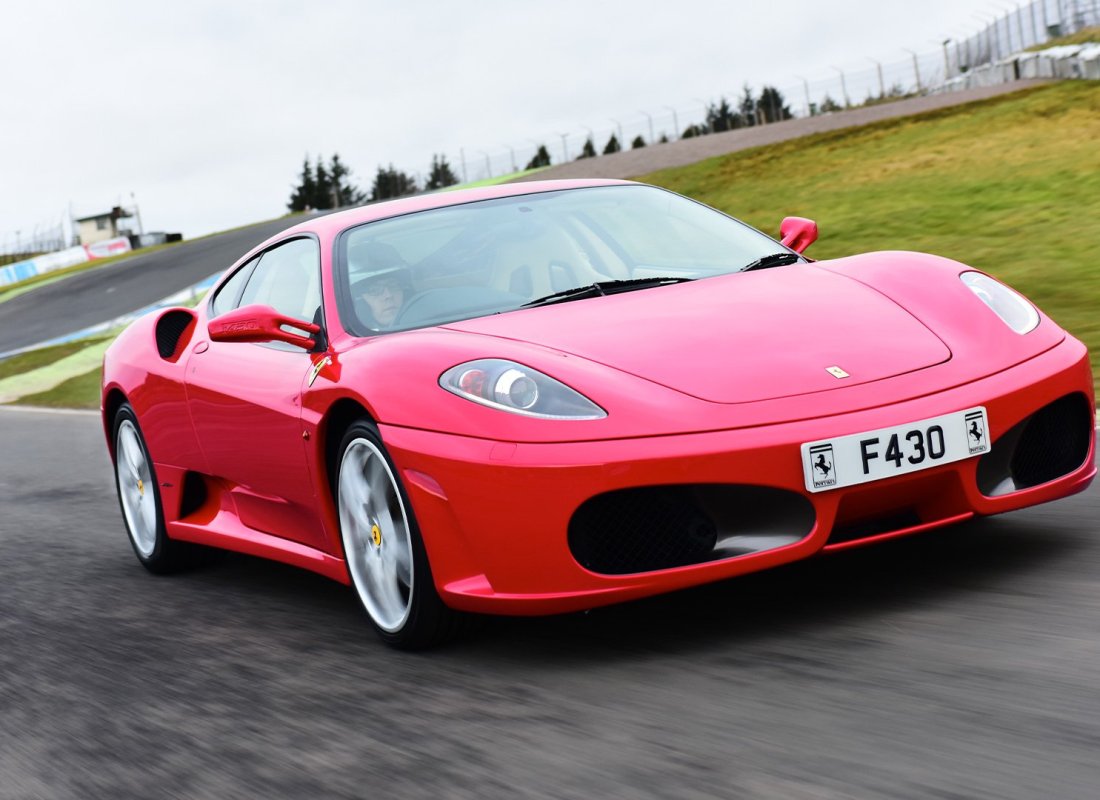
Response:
[961, 272, 1039, 334]
[440, 359, 607, 419]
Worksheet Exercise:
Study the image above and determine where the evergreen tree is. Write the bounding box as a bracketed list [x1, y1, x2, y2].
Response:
[425, 153, 459, 189]
[329, 153, 367, 206]
[658, 133, 670, 144]
[820, 94, 843, 113]
[738, 85, 758, 127]
[602, 134, 621, 155]
[314, 159, 334, 209]
[525, 145, 552, 169]
[371, 164, 418, 201]
[681, 123, 708, 139]
[631, 135, 646, 149]
[287, 156, 317, 212]
[758, 87, 792, 123]
[577, 138, 597, 159]
[706, 97, 738, 132]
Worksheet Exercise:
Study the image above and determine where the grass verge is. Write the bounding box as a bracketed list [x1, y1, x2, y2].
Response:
[13, 366, 102, 409]
[0, 335, 116, 408]
[1027, 26, 1100, 50]
[0, 337, 107, 381]
[637, 81, 1100, 396]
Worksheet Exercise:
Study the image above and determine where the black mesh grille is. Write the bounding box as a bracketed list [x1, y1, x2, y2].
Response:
[155, 310, 195, 359]
[1009, 393, 1092, 489]
[569, 486, 718, 575]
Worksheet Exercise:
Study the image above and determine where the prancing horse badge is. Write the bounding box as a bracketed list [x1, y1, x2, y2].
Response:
[825, 366, 849, 379]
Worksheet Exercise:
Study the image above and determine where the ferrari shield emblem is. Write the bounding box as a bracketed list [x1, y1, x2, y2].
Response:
[808, 443, 837, 489]
[965, 410, 988, 454]
[308, 356, 331, 388]
[825, 366, 849, 379]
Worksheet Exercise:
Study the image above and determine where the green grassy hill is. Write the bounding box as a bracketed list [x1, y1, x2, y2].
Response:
[639, 81, 1100, 396]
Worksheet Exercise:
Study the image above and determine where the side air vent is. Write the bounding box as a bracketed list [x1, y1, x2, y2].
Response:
[155, 309, 196, 360]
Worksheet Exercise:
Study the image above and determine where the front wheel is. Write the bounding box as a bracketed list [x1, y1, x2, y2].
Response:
[336, 420, 465, 648]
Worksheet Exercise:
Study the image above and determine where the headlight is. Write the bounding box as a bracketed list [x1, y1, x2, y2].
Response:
[440, 359, 607, 419]
[961, 272, 1039, 334]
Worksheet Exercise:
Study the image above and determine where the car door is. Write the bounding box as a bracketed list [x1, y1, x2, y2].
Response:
[185, 236, 328, 551]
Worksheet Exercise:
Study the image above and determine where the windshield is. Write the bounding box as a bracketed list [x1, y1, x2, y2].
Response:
[337, 184, 789, 334]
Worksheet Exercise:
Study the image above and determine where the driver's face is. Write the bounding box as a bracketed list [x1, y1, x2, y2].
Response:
[363, 279, 404, 327]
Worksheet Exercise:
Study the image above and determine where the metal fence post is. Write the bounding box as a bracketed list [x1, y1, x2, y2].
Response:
[663, 106, 680, 140]
[903, 49, 923, 91]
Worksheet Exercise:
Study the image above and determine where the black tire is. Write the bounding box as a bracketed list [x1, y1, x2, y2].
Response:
[336, 419, 468, 649]
[112, 403, 202, 574]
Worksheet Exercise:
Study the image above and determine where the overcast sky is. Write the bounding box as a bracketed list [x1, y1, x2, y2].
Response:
[1, 0, 1018, 248]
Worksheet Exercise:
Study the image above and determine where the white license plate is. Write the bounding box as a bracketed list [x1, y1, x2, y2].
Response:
[801, 407, 990, 493]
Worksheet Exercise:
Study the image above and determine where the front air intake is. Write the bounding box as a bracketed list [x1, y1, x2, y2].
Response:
[568, 484, 814, 575]
[977, 393, 1093, 496]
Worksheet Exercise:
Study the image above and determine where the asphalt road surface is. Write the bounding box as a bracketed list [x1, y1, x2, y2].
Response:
[2, 406, 1098, 799]
[0, 216, 306, 354]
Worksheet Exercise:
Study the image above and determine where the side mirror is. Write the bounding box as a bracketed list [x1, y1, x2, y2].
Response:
[779, 216, 819, 254]
[208, 304, 320, 350]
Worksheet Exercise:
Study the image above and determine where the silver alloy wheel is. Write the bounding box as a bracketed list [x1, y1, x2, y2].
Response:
[338, 437, 414, 633]
[116, 419, 157, 558]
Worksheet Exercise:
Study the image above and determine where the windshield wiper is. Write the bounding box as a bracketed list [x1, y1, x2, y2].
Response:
[739, 252, 801, 272]
[520, 277, 693, 308]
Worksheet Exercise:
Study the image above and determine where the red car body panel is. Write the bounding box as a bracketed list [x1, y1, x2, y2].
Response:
[102, 180, 1096, 615]
[447, 262, 954, 403]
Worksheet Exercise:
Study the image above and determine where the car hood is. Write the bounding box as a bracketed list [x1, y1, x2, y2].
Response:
[443, 263, 952, 404]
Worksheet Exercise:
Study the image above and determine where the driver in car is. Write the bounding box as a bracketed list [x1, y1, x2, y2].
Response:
[360, 271, 407, 328]
[350, 242, 411, 329]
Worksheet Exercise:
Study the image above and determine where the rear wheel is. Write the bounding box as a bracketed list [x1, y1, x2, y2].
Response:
[337, 420, 464, 648]
[113, 403, 199, 573]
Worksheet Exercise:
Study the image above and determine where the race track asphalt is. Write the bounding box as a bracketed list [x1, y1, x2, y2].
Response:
[1, 407, 1098, 800]
[0, 216, 306, 354]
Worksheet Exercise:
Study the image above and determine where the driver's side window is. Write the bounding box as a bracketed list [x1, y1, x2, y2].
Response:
[209, 257, 258, 318]
[238, 238, 322, 323]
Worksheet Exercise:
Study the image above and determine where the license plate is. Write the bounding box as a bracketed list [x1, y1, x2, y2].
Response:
[801, 407, 990, 493]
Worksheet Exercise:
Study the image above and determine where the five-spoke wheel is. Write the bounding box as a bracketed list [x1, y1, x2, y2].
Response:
[337, 420, 461, 648]
[116, 415, 158, 559]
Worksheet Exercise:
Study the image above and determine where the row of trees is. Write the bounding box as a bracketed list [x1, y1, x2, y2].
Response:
[524, 85, 796, 170]
[287, 153, 459, 212]
[287, 154, 365, 212]
[575, 132, 656, 160]
[288, 85, 798, 210]
[681, 86, 793, 138]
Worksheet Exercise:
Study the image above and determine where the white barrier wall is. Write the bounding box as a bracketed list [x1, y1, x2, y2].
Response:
[0, 237, 132, 287]
[938, 45, 1100, 93]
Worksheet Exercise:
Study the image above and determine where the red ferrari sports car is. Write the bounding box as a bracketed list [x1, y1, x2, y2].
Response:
[103, 179, 1095, 647]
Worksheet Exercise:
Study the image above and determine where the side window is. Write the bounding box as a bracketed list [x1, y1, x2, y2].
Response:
[209, 257, 258, 318]
[238, 238, 322, 323]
